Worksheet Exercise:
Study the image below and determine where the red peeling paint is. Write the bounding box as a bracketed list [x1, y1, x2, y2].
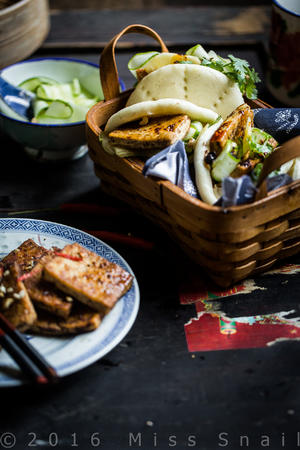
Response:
[185, 313, 300, 352]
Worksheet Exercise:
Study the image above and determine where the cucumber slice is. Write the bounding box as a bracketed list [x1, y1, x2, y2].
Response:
[33, 99, 49, 118]
[20, 76, 99, 124]
[184, 121, 203, 141]
[35, 100, 73, 122]
[186, 44, 209, 60]
[36, 83, 73, 101]
[211, 140, 240, 182]
[128, 51, 159, 77]
[184, 127, 196, 141]
[190, 121, 203, 137]
[72, 78, 81, 96]
[19, 76, 57, 92]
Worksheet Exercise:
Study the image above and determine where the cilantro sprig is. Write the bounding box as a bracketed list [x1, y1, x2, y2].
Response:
[201, 54, 260, 100]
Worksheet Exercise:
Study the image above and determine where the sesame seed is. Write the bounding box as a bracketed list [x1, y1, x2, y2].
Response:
[6, 287, 13, 293]
[0, 285, 6, 293]
[13, 293, 20, 299]
[3, 298, 14, 309]
[65, 296, 73, 302]
[18, 290, 26, 298]
[3, 270, 10, 277]
[0, 292, 4, 298]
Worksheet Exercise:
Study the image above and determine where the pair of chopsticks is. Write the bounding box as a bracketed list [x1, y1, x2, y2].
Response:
[0, 313, 58, 385]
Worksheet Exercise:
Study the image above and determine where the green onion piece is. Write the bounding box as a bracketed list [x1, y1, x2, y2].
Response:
[251, 162, 263, 183]
[211, 140, 240, 182]
[242, 116, 253, 156]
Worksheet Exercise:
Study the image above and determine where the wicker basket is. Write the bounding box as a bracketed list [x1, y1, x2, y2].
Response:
[86, 24, 300, 287]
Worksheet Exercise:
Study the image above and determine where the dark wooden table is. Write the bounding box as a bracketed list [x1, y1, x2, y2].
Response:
[1, 5, 300, 450]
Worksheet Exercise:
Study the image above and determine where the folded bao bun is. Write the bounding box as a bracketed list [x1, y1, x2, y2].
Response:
[126, 64, 244, 120]
[104, 98, 218, 133]
[194, 118, 224, 205]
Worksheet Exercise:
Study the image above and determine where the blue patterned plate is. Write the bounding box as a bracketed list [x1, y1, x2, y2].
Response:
[0, 218, 139, 387]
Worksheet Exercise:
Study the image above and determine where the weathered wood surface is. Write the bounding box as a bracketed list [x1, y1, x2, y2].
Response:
[45, 6, 271, 49]
[50, 0, 270, 9]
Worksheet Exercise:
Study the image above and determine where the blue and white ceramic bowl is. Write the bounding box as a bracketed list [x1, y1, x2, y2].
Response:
[0, 57, 104, 161]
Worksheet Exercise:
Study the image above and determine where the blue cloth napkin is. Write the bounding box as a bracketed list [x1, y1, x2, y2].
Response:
[142, 108, 300, 203]
[254, 108, 300, 143]
[216, 174, 293, 208]
[142, 140, 198, 197]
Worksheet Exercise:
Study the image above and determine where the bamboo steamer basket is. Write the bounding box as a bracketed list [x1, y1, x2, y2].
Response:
[0, 0, 49, 69]
[86, 24, 300, 287]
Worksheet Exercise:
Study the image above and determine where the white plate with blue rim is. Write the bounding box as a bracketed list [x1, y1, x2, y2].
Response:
[0, 218, 139, 387]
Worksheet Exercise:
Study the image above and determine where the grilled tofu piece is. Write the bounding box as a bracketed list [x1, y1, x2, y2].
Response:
[231, 157, 261, 178]
[108, 114, 191, 150]
[29, 305, 101, 336]
[43, 243, 133, 314]
[2, 241, 72, 318]
[210, 103, 253, 156]
[24, 255, 72, 319]
[2, 239, 48, 273]
[0, 262, 36, 331]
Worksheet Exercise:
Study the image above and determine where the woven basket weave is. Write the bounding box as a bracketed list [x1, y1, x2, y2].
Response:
[86, 24, 300, 287]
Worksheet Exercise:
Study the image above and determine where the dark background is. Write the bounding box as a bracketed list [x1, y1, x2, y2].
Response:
[1, 2, 300, 450]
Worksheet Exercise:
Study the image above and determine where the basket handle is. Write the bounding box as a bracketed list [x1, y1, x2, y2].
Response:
[100, 24, 169, 101]
[255, 135, 300, 201]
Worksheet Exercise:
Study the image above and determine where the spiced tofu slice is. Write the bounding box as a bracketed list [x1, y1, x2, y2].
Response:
[2, 239, 49, 273]
[24, 256, 72, 319]
[43, 243, 133, 314]
[29, 305, 101, 336]
[210, 103, 253, 156]
[0, 263, 37, 331]
[108, 114, 191, 150]
[2, 241, 72, 319]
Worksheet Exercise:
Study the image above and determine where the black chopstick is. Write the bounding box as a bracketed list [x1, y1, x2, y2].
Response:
[0, 328, 48, 384]
[0, 313, 58, 384]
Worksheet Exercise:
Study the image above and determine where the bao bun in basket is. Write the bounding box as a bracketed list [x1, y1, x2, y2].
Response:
[86, 24, 300, 288]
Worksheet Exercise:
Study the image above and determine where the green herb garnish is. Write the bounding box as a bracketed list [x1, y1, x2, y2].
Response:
[248, 128, 277, 158]
[201, 54, 260, 100]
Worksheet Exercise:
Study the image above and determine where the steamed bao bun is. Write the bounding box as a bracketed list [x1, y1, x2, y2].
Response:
[104, 98, 218, 133]
[126, 64, 244, 120]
